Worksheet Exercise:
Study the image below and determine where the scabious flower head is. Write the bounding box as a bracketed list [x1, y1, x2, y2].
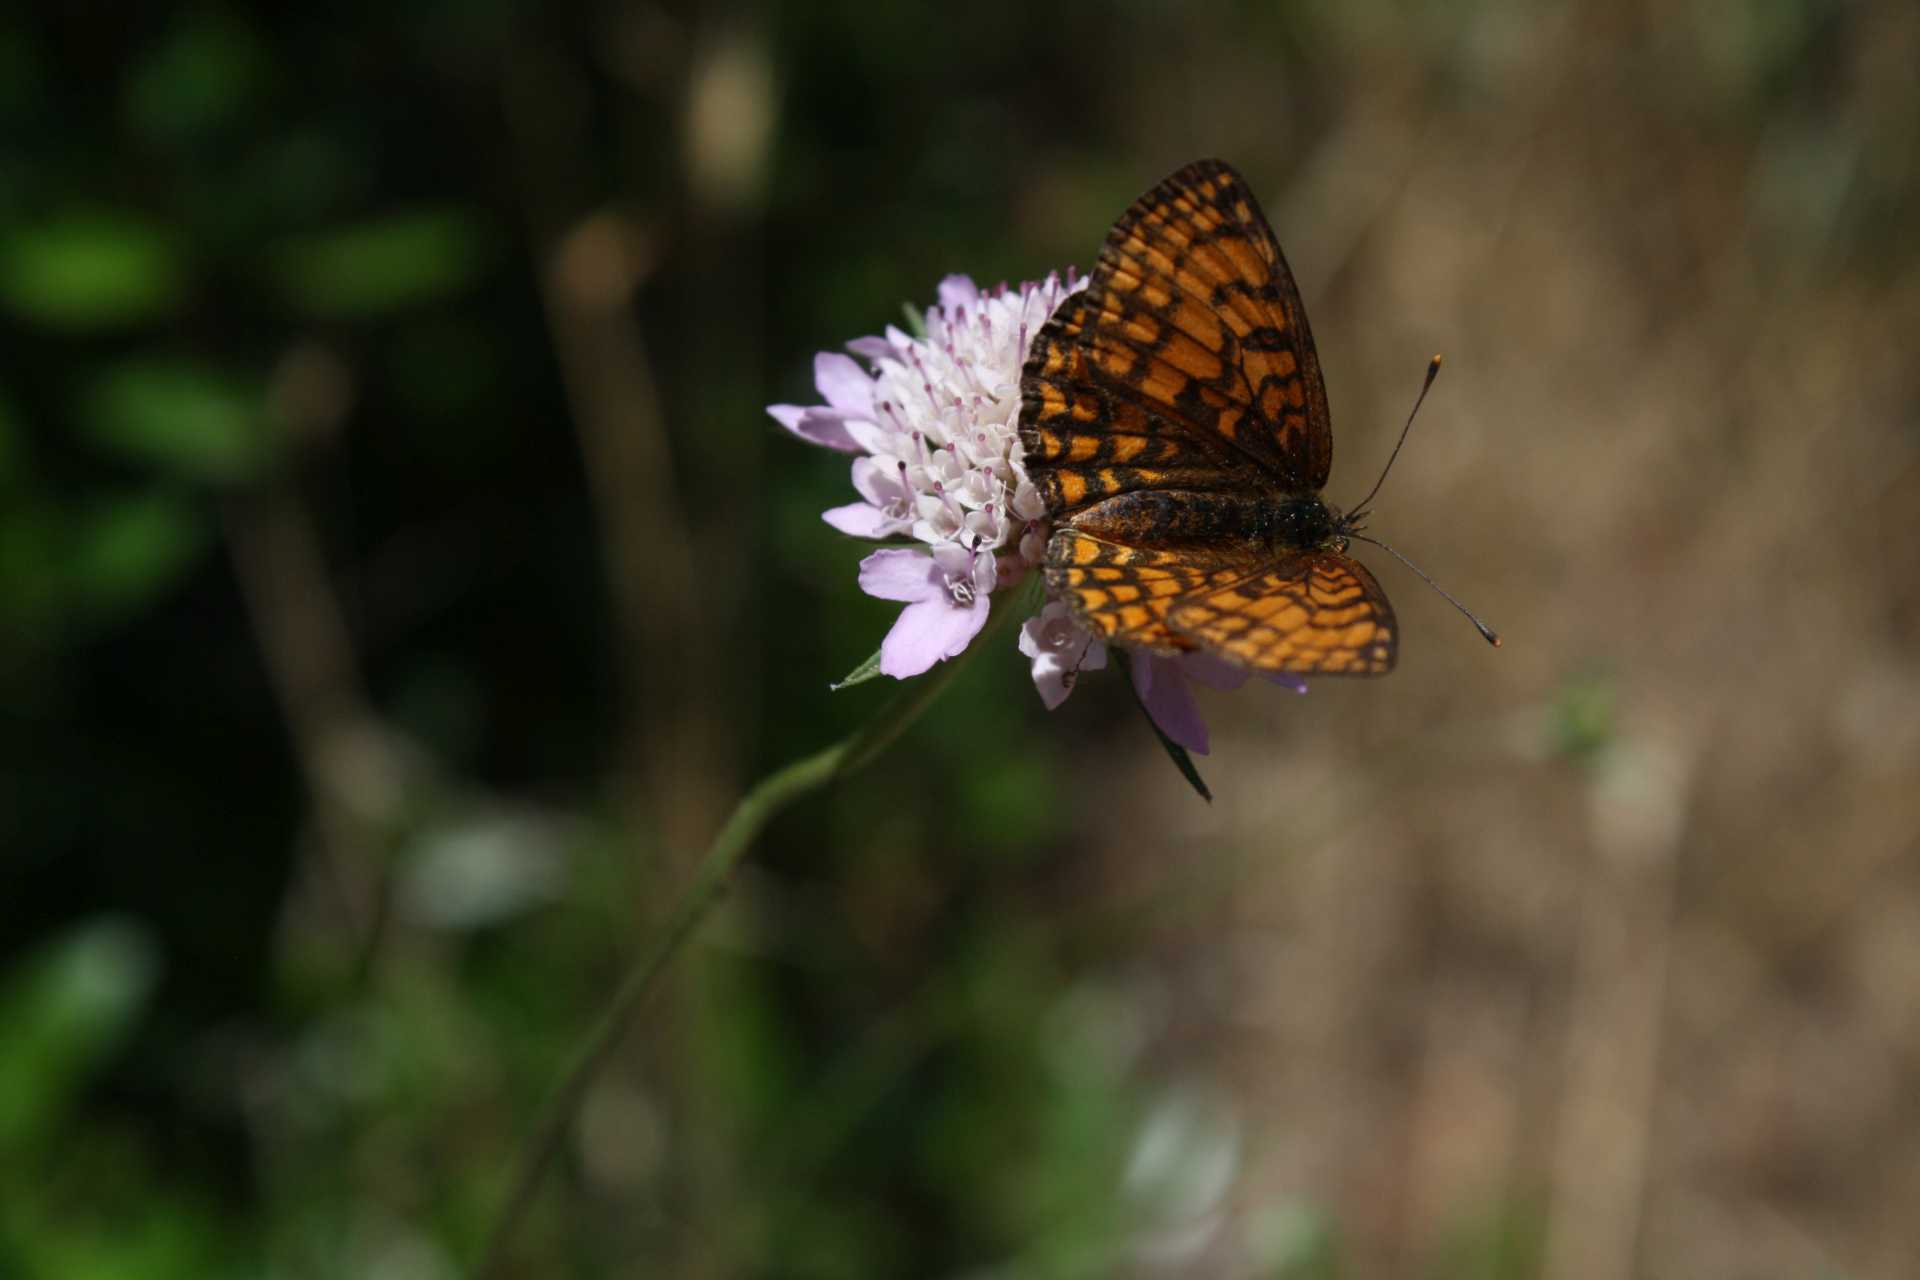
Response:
[771, 272, 1072, 679]
[772, 271, 1305, 754]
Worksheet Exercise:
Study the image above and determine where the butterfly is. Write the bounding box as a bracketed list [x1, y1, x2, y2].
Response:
[1019, 158, 1493, 676]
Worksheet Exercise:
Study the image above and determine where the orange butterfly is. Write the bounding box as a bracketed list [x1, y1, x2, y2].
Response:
[1019, 158, 1496, 675]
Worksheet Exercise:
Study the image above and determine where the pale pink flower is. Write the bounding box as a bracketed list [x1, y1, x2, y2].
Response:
[858, 545, 995, 678]
[1018, 601, 1108, 710]
[771, 271, 1076, 679]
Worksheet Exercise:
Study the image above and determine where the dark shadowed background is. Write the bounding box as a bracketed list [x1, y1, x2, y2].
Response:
[4, 2, 1918, 1277]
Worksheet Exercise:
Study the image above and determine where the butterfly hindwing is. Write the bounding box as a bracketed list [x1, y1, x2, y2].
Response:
[1044, 528, 1258, 654]
[1168, 552, 1398, 675]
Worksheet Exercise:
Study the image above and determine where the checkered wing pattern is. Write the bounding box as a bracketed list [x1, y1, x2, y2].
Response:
[1044, 528, 1258, 654]
[1020, 158, 1333, 516]
[1020, 159, 1401, 680]
[1169, 552, 1398, 675]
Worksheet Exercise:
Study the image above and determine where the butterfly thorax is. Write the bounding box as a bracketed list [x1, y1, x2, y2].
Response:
[1257, 495, 1346, 554]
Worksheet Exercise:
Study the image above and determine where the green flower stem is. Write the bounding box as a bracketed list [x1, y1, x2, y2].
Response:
[474, 598, 1020, 1278]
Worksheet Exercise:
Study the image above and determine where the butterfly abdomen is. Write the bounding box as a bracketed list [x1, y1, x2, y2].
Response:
[1063, 489, 1338, 556]
[1063, 490, 1254, 550]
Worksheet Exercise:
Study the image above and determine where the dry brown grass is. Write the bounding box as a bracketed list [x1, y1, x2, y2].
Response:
[1058, 4, 1920, 1276]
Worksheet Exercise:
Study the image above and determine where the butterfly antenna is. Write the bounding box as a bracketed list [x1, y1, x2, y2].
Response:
[1348, 532, 1502, 648]
[1346, 354, 1442, 524]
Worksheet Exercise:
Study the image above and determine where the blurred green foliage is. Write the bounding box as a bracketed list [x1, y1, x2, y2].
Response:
[1548, 671, 1617, 766]
[0, 921, 239, 1279]
[77, 359, 270, 482]
[0, 218, 186, 331]
[268, 210, 490, 318]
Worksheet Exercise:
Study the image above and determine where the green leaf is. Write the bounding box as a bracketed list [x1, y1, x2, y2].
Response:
[0, 217, 186, 330]
[1549, 670, 1617, 764]
[68, 491, 209, 619]
[269, 209, 489, 316]
[900, 299, 928, 338]
[831, 647, 885, 690]
[1125, 655, 1212, 803]
[1245, 1203, 1342, 1279]
[77, 359, 271, 484]
[0, 918, 159, 1151]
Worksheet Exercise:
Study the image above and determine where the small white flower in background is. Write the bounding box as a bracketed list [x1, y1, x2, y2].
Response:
[771, 270, 1305, 752]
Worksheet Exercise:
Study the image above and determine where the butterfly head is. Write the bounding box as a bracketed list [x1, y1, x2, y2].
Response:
[1329, 499, 1363, 538]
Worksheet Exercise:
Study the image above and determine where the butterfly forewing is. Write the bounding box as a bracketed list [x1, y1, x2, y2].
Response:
[1024, 158, 1333, 493]
[1023, 332, 1262, 514]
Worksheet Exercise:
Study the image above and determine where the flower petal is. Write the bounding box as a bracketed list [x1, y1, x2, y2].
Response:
[970, 547, 999, 595]
[858, 548, 938, 602]
[879, 593, 989, 678]
[814, 352, 874, 416]
[846, 335, 899, 361]
[772, 405, 863, 453]
[1178, 651, 1253, 691]
[1028, 653, 1077, 710]
[1016, 617, 1044, 661]
[849, 456, 895, 506]
[823, 502, 896, 537]
[1134, 655, 1211, 755]
[1020, 605, 1105, 710]
[842, 414, 899, 457]
[937, 274, 980, 312]
[1010, 480, 1046, 521]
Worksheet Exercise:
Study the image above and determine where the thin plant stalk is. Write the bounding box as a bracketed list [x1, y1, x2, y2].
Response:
[474, 598, 1020, 1277]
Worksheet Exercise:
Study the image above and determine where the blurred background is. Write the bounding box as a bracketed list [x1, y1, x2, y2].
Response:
[3, 1, 1918, 1277]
